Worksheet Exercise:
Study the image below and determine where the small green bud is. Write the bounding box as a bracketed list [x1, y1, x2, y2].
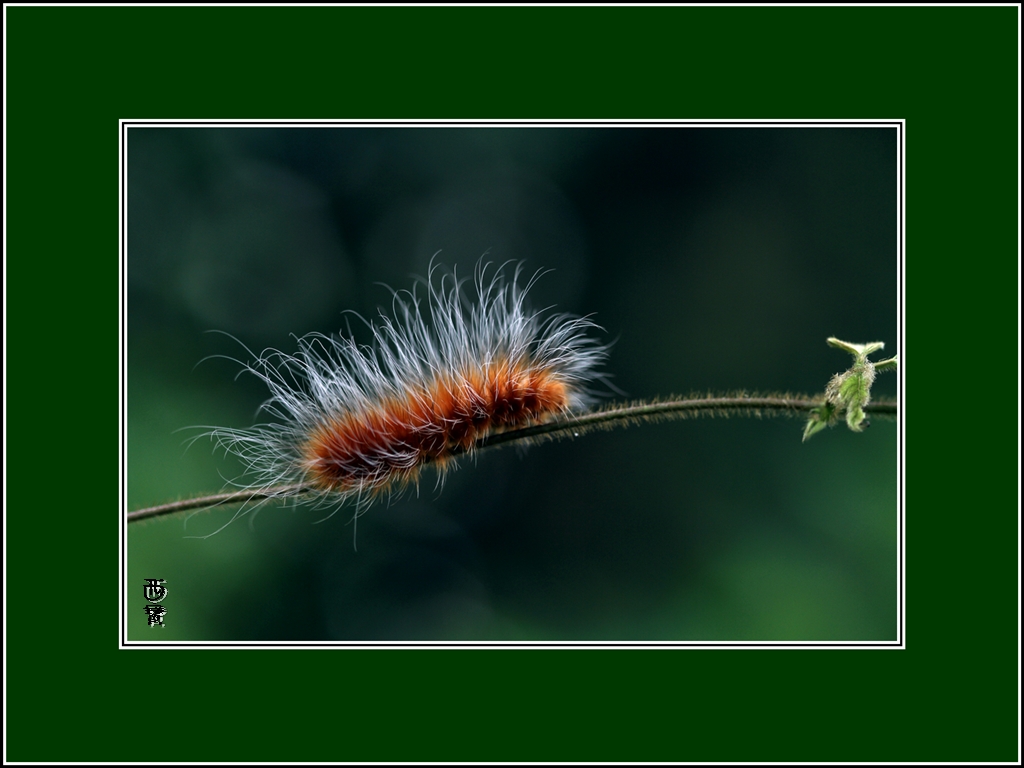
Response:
[805, 338, 894, 441]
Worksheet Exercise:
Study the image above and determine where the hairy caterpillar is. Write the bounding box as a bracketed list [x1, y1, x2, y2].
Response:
[202, 261, 611, 513]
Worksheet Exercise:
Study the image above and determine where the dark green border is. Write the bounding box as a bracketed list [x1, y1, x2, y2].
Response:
[6, 5, 1018, 762]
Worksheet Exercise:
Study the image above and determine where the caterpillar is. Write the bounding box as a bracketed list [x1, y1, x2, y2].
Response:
[203, 260, 611, 513]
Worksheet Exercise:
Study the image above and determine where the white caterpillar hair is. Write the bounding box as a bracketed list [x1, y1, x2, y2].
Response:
[200, 260, 611, 513]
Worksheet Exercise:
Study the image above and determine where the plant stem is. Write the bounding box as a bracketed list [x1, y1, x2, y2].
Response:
[127, 394, 897, 524]
[474, 394, 896, 449]
[126, 484, 310, 524]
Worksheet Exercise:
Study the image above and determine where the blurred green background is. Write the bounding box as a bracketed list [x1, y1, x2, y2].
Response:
[127, 125, 898, 641]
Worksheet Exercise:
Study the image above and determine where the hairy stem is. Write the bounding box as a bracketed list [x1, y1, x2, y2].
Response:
[126, 484, 310, 524]
[127, 394, 897, 524]
[474, 394, 896, 449]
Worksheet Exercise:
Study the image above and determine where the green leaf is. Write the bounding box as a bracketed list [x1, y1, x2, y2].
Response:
[875, 355, 898, 373]
[802, 402, 837, 442]
[826, 338, 885, 359]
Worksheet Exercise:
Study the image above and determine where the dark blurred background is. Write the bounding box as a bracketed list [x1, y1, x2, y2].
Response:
[127, 125, 898, 641]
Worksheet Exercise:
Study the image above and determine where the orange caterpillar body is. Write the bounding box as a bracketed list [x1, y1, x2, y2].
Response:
[304, 359, 571, 492]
